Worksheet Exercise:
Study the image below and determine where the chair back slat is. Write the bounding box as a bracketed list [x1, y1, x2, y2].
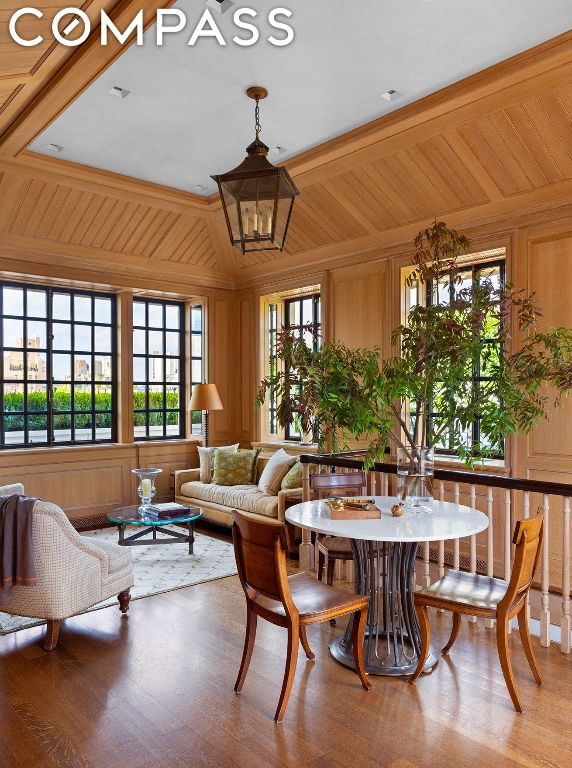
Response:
[310, 471, 367, 500]
[232, 511, 290, 602]
[506, 514, 544, 603]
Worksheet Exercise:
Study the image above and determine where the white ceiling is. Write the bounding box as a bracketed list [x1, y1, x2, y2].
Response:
[30, 0, 572, 196]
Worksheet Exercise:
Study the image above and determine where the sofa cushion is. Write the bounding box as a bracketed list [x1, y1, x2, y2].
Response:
[258, 449, 297, 496]
[198, 444, 238, 483]
[212, 449, 260, 486]
[281, 461, 303, 490]
[180, 481, 279, 519]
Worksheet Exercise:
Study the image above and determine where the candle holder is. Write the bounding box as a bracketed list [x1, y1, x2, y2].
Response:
[132, 468, 163, 513]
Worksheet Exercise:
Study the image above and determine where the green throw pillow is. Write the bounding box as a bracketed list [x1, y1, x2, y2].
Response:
[212, 449, 260, 486]
[281, 461, 303, 490]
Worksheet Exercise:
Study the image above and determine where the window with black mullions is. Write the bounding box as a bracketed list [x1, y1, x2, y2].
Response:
[0, 281, 116, 448]
[284, 293, 321, 441]
[190, 304, 204, 436]
[133, 299, 184, 440]
[427, 259, 505, 458]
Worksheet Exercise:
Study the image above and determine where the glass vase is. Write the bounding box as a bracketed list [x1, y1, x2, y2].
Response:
[396, 447, 434, 509]
[132, 468, 162, 512]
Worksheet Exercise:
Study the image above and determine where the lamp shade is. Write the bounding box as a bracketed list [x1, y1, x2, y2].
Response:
[189, 383, 223, 412]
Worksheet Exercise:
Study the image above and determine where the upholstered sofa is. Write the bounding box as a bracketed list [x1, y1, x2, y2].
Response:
[174, 455, 303, 527]
[0, 483, 134, 650]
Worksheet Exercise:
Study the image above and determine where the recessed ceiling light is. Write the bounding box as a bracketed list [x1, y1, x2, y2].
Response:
[108, 86, 130, 99]
[205, 0, 234, 14]
[381, 90, 399, 103]
[195, 185, 207, 192]
[272, 146, 288, 156]
[46, 143, 64, 153]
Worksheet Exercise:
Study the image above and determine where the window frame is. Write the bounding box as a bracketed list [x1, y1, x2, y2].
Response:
[283, 293, 321, 442]
[0, 280, 117, 449]
[133, 297, 186, 442]
[190, 303, 205, 437]
[426, 258, 506, 460]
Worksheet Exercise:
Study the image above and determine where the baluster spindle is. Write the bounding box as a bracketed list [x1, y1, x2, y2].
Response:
[300, 462, 313, 570]
[369, 470, 377, 497]
[562, 497, 571, 654]
[505, 489, 512, 633]
[454, 482, 460, 570]
[423, 541, 430, 587]
[382, 472, 389, 496]
[486, 487, 494, 628]
[523, 491, 531, 624]
[469, 484, 477, 623]
[540, 494, 551, 647]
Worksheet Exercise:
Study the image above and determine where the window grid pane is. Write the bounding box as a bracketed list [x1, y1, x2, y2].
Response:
[0, 282, 116, 448]
[133, 298, 185, 441]
[190, 305, 204, 436]
[426, 260, 505, 459]
[283, 294, 321, 442]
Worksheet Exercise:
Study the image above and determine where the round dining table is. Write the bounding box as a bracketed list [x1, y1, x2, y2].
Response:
[286, 496, 489, 677]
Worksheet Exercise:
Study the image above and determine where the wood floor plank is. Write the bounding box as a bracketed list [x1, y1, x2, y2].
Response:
[1, 566, 571, 768]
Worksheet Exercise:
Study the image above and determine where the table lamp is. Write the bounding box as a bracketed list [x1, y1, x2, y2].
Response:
[189, 383, 223, 447]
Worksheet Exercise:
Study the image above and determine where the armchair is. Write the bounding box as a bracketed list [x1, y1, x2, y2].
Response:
[0, 483, 134, 650]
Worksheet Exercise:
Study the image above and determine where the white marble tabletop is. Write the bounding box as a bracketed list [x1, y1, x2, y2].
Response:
[285, 496, 489, 543]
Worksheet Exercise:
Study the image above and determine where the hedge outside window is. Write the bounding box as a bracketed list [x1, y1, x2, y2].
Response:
[1, 282, 116, 447]
[133, 299, 185, 440]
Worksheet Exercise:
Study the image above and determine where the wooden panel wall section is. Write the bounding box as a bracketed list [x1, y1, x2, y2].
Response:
[236, 289, 256, 447]
[207, 296, 239, 446]
[0, 442, 200, 523]
[329, 261, 388, 353]
[512, 221, 572, 589]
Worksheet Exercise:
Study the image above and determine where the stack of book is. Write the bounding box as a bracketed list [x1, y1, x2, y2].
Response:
[146, 502, 198, 519]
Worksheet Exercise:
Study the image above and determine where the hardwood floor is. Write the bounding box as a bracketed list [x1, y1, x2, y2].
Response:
[0, 566, 571, 768]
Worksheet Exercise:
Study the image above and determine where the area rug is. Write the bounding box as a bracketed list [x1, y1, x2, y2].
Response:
[0, 528, 237, 635]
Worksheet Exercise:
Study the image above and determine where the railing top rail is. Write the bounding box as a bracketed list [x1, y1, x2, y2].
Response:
[300, 452, 572, 498]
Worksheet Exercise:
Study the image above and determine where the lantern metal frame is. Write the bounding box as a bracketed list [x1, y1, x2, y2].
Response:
[211, 87, 299, 255]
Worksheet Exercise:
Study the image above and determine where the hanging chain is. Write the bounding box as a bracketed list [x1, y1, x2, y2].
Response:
[255, 97, 261, 139]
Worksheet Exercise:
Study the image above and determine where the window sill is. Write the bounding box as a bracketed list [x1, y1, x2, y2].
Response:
[0, 437, 203, 457]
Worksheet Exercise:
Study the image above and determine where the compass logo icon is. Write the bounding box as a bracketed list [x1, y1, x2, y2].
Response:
[204, 0, 234, 13]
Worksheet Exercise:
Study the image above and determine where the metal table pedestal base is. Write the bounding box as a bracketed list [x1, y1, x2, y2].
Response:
[329, 539, 438, 676]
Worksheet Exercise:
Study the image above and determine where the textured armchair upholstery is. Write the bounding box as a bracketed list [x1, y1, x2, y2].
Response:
[0, 483, 134, 650]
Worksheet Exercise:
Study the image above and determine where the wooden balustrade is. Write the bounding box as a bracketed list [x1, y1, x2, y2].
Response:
[300, 451, 572, 655]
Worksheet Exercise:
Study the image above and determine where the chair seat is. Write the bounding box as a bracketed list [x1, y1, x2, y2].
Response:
[252, 572, 367, 623]
[83, 536, 132, 574]
[416, 570, 508, 613]
[316, 535, 353, 558]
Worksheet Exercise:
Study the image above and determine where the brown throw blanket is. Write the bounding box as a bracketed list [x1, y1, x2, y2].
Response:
[0, 494, 37, 598]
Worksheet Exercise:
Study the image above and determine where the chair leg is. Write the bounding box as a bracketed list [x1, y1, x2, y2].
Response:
[496, 616, 523, 713]
[442, 612, 461, 655]
[517, 606, 542, 686]
[299, 624, 315, 660]
[275, 621, 299, 723]
[235, 607, 257, 694]
[352, 608, 371, 691]
[43, 619, 61, 651]
[317, 551, 325, 582]
[326, 557, 336, 586]
[118, 589, 131, 614]
[410, 604, 430, 684]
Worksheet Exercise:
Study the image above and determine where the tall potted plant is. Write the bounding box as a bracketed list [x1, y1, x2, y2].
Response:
[257, 222, 572, 505]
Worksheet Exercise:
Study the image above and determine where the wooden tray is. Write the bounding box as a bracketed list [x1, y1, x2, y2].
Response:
[326, 501, 381, 519]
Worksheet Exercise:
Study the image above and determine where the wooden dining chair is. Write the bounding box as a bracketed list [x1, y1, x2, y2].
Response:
[310, 471, 367, 586]
[232, 510, 371, 722]
[410, 514, 544, 713]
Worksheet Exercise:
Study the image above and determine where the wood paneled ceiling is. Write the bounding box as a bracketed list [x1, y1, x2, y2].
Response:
[0, 15, 571, 292]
